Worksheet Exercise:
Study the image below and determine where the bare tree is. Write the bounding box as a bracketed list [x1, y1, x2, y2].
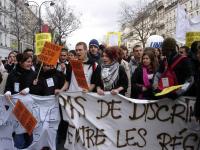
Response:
[0, 0, 39, 52]
[46, 0, 80, 45]
[9, 0, 28, 52]
[119, 1, 153, 48]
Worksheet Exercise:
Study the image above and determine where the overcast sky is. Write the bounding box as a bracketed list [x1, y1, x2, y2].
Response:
[34, 0, 150, 49]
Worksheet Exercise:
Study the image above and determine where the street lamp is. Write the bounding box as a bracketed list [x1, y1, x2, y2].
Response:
[24, 0, 55, 32]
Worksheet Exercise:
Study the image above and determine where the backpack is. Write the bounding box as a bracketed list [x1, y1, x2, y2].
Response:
[158, 56, 186, 90]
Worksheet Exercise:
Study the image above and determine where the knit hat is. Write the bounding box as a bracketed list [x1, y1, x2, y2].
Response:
[89, 39, 99, 49]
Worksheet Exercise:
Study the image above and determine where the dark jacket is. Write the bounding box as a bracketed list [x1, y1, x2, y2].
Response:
[194, 65, 200, 117]
[31, 69, 65, 96]
[5, 64, 36, 94]
[94, 65, 128, 95]
[4, 63, 15, 73]
[153, 53, 194, 98]
[87, 52, 102, 65]
[131, 65, 154, 99]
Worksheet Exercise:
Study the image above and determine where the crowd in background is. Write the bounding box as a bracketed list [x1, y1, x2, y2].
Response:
[0, 37, 200, 149]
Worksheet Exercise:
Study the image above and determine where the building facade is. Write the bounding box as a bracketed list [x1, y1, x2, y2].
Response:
[121, 0, 200, 50]
[0, 0, 38, 58]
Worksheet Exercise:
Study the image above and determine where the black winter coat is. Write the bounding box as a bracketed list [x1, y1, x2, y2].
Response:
[131, 66, 154, 99]
[194, 66, 200, 117]
[158, 54, 194, 86]
[5, 65, 36, 94]
[31, 69, 65, 96]
[94, 65, 128, 95]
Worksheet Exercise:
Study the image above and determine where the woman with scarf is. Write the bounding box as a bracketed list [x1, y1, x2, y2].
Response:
[131, 48, 158, 99]
[95, 46, 128, 96]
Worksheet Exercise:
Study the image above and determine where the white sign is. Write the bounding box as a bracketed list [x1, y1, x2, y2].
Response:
[175, 4, 200, 44]
[59, 92, 200, 150]
[146, 35, 164, 49]
[0, 94, 60, 150]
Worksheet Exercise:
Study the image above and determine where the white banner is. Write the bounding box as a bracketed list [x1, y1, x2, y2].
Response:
[0, 94, 60, 150]
[175, 3, 200, 44]
[59, 92, 200, 150]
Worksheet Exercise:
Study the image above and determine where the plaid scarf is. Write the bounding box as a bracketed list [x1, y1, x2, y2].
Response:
[101, 61, 119, 91]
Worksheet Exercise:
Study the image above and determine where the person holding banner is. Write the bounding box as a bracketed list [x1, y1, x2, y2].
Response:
[193, 43, 200, 121]
[66, 42, 98, 92]
[31, 64, 67, 96]
[31, 63, 67, 150]
[153, 38, 194, 99]
[4, 53, 36, 96]
[4, 53, 36, 149]
[131, 48, 158, 99]
[95, 46, 128, 96]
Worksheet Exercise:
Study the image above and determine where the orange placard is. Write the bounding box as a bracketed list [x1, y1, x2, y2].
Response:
[70, 60, 89, 90]
[38, 42, 63, 65]
[13, 100, 37, 135]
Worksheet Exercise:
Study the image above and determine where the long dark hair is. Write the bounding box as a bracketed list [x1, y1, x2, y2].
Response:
[142, 47, 158, 73]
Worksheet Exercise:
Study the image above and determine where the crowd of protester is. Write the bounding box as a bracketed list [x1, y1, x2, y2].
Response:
[0, 37, 200, 149]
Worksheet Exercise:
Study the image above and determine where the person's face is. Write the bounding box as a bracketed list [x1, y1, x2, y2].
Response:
[123, 49, 128, 57]
[89, 45, 98, 55]
[76, 45, 86, 61]
[60, 51, 68, 62]
[142, 55, 151, 67]
[154, 48, 160, 57]
[8, 54, 16, 63]
[102, 52, 112, 65]
[68, 52, 76, 60]
[197, 49, 200, 62]
[133, 47, 143, 60]
[179, 48, 187, 56]
[21, 57, 32, 70]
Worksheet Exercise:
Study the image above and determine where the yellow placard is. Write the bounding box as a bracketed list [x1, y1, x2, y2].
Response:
[186, 32, 200, 48]
[35, 33, 52, 55]
[106, 32, 122, 46]
[155, 85, 183, 97]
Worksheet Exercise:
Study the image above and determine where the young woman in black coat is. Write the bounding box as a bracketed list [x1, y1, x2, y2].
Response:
[5, 53, 36, 95]
[131, 48, 158, 99]
[4, 53, 36, 149]
[95, 46, 128, 96]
